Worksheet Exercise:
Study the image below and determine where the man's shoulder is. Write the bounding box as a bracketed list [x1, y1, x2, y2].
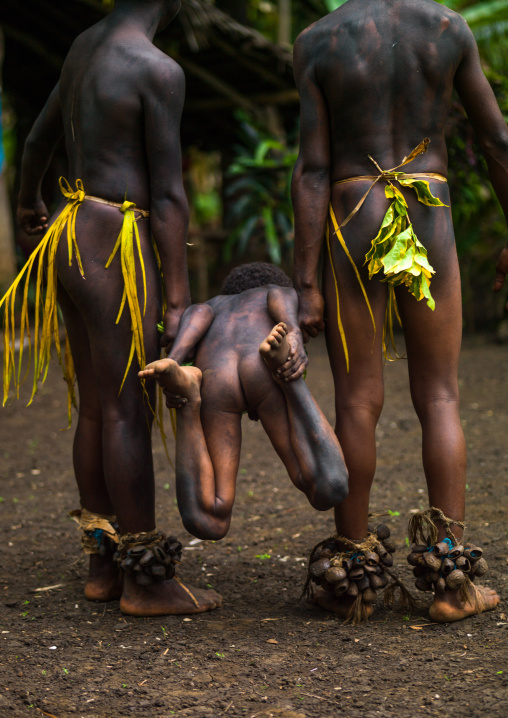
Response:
[134, 46, 185, 91]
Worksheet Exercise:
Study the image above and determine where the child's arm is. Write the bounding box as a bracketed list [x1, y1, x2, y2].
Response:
[166, 303, 214, 364]
[266, 287, 308, 381]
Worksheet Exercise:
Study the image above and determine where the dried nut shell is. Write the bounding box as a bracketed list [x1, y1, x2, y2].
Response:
[415, 576, 433, 592]
[364, 564, 377, 575]
[474, 557, 488, 577]
[317, 548, 334, 560]
[324, 539, 340, 553]
[357, 575, 370, 592]
[362, 587, 377, 604]
[455, 556, 471, 573]
[150, 564, 166, 579]
[369, 574, 384, 590]
[352, 554, 366, 567]
[441, 557, 455, 576]
[433, 541, 450, 557]
[380, 572, 389, 588]
[334, 578, 350, 596]
[342, 558, 353, 572]
[382, 538, 396, 554]
[121, 557, 135, 571]
[349, 567, 365, 581]
[320, 580, 335, 594]
[376, 524, 391, 540]
[166, 564, 176, 580]
[424, 552, 443, 571]
[367, 522, 375, 534]
[412, 544, 428, 554]
[347, 581, 359, 597]
[449, 545, 464, 560]
[139, 550, 154, 567]
[375, 543, 388, 559]
[435, 577, 447, 594]
[381, 554, 393, 567]
[428, 570, 441, 583]
[464, 546, 483, 562]
[153, 546, 166, 562]
[365, 552, 380, 566]
[375, 564, 384, 575]
[413, 565, 426, 578]
[310, 558, 332, 577]
[324, 566, 347, 584]
[446, 569, 466, 590]
[130, 546, 146, 557]
[407, 552, 424, 567]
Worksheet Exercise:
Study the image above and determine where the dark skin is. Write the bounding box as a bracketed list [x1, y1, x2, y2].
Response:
[292, 0, 507, 622]
[17, 0, 221, 616]
[139, 285, 348, 541]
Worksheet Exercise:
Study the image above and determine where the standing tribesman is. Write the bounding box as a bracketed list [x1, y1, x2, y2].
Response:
[1, 0, 220, 616]
[292, 0, 506, 622]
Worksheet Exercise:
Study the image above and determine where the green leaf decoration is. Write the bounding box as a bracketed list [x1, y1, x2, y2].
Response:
[398, 178, 449, 207]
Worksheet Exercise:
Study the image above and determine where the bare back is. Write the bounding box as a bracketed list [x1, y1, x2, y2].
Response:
[297, 0, 468, 179]
[59, 19, 182, 208]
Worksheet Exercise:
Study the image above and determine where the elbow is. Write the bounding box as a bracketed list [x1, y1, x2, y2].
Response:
[480, 130, 508, 161]
[151, 193, 189, 223]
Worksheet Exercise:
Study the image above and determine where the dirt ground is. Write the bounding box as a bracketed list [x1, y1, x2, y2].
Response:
[0, 334, 507, 718]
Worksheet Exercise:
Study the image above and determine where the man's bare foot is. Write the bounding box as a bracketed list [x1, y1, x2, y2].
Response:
[312, 588, 375, 620]
[259, 322, 289, 372]
[139, 359, 202, 403]
[84, 554, 123, 602]
[429, 584, 500, 623]
[120, 573, 222, 616]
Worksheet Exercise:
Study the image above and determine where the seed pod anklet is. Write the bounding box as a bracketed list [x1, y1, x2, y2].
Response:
[304, 521, 412, 625]
[407, 507, 487, 613]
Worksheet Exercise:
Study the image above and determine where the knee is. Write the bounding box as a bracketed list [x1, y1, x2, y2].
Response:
[181, 511, 231, 542]
[308, 472, 349, 512]
[410, 381, 460, 421]
[335, 394, 384, 427]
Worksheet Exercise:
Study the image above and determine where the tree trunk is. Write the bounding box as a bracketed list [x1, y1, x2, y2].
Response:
[278, 0, 291, 46]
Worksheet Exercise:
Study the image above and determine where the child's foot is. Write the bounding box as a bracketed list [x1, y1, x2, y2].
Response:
[139, 359, 202, 403]
[84, 554, 123, 602]
[120, 574, 222, 616]
[259, 322, 289, 372]
[429, 584, 500, 623]
[312, 588, 374, 620]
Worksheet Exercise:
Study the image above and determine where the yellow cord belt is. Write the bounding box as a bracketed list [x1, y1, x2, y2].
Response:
[326, 138, 448, 371]
[0, 177, 151, 427]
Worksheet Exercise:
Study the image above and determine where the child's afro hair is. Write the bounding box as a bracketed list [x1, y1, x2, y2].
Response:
[221, 262, 293, 295]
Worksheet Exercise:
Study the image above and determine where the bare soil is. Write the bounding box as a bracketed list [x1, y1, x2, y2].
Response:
[1, 335, 507, 718]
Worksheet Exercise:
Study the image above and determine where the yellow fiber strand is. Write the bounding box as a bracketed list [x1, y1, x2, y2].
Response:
[325, 222, 349, 372]
[1, 178, 85, 413]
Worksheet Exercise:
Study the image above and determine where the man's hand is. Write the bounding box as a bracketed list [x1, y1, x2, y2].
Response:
[160, 306, 186, 353]
[493, 246, 508, 309]
[276, 328, 308, 382]
[17, 201, 49, 237]
[297, 287, 325, 343]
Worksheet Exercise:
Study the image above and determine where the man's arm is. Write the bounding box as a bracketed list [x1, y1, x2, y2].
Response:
[453, 21, 508, 299]
[17, 83, 63, 237]
[266, 286, 308, 381]
[143, 59, 191, 350]
[291, 30, 331, 340]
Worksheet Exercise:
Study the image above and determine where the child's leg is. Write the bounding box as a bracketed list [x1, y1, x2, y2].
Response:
[140, 359, 242, 541]
[258, 324, 348, 511]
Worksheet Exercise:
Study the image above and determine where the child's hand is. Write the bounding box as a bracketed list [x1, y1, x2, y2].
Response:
[276, 329, 308, 382]
[163, 387, 187, 409]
